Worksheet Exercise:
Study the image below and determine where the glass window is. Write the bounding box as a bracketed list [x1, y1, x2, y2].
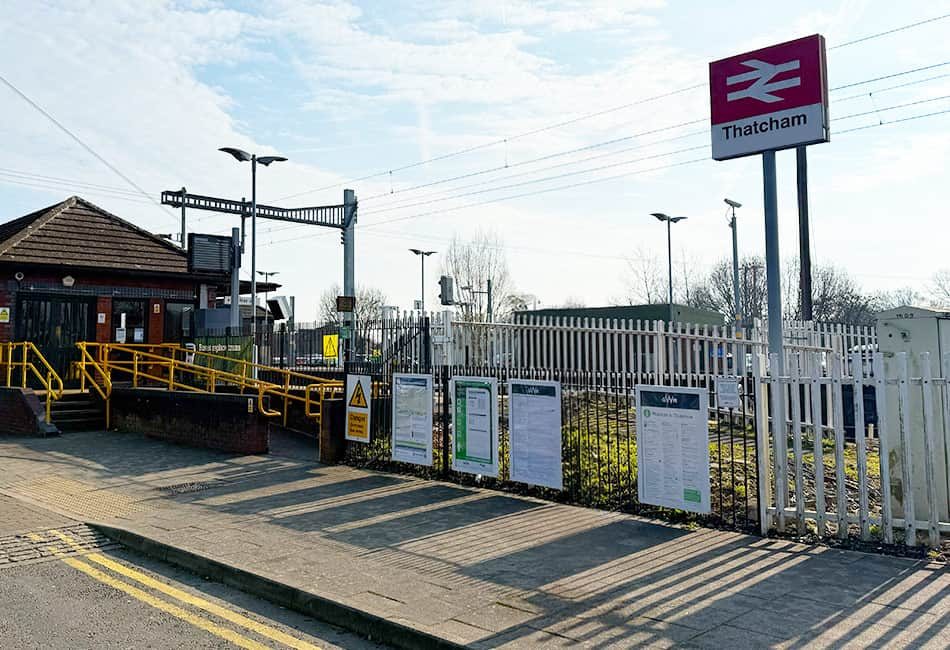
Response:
[164, 302, 194, 342]
[112, 300, 147, 343]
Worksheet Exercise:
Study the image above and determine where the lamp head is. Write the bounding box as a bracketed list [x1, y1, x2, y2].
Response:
[219, 147, 252, 162]
[724, 198, 742, 209]
[651, 212, 670, 222]
[257, 155, 288, 166]
[669, 216, 688, 223]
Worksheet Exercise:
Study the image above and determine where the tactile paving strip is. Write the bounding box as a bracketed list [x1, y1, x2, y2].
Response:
[7, 476, 157, 521]
[0, 524, 118, 569]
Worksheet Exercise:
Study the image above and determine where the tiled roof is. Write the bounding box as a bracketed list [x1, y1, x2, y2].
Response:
[0, 196, 190, 274]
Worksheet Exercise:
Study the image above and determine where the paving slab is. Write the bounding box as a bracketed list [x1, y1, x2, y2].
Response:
[0, 430, 946, 650]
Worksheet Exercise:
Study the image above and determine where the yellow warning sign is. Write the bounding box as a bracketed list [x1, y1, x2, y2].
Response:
[348, 381, 368, 408]
[323, 334, 339, 359]
[345, 374, 373, 443]
[347, 411, 369, 441]
[0, 307, 9, 324]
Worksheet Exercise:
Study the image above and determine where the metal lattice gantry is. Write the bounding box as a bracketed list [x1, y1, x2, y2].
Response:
[160, 190, 350, 228]
[162, 188, 358, 361]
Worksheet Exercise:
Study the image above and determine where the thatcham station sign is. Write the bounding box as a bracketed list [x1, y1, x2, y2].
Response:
[709, 34, 829, 160]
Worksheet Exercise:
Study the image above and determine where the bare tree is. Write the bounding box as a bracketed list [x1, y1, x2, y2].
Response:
[930, 270, 950, 306]
[318, 284, 387, 324]
[689, 257, 878, 326]
[623, 249, 667, 305]
[442, 230, 516, 321]
[872, 286, 926, 312]
[782, 260, 877, 325]
[688, 256, 766, 322]
[558, 297, 587, 309]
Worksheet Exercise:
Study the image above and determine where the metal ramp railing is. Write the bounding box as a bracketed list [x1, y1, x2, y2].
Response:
[74, 343, 344, 428]
[1, 342, 64, 423]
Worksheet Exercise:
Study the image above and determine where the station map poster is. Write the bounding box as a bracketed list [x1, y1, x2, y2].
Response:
[636, 385, 711, 514]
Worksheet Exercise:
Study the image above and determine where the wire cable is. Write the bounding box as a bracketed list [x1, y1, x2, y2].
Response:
[0, 73, 177, 223]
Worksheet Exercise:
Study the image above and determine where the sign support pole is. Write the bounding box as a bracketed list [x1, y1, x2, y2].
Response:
[342, 188, 357, 364]
[762, 150, 784, 375]
[796, 146, 814, 321]
[180, 186, 187, 251]
[229, 227, 241, 329]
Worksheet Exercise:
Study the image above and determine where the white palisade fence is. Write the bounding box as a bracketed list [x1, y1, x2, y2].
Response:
[757, 350, 949, 548]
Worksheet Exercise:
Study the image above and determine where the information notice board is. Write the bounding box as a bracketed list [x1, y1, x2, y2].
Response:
[451, 376, 499, 477]
[509, 379, 562, 490]
[391, 373, 433, 466]
[636, 385, 710, 514]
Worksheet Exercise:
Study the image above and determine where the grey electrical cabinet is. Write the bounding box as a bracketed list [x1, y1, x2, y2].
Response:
[876, 305, 950, 525]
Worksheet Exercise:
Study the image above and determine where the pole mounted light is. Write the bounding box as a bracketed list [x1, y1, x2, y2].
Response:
[409, 249, 437, 311]
[650, 212, 688, 309]
[219, 146, 287, 374]
[724, 199, 742, 327]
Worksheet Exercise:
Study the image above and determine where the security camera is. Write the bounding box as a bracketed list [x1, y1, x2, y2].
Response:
[14, 272, 24, 281]
[724, 198, 742, 208]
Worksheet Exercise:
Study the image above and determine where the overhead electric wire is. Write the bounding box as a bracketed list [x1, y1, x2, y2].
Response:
[359, 144, 709, 217]
[829, 13, 950, 49]
[0, 176, 154, 205]
[275, 84, 706, 202]
[276, 13, 950, 203]
[835, 94, 950, 121]
[254, 105, 950, 252]
[235, 64, 950, 245]
[0, 73, 177, 223]
[239, 60, 950, 241]
[360, 119, 708, 202]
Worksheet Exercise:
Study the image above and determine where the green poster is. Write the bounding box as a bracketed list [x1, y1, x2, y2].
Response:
[451, 377, 498, 478]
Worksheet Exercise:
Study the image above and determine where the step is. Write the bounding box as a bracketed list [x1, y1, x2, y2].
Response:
[51, 408, 103, 420]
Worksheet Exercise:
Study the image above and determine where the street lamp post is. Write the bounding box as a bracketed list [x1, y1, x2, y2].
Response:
[409, 249, 436, 311]
[257, 270, 279, 341]
[725, 199, 742, 326]
[219, 147, 286, 373]
[650, 213, 688, 309]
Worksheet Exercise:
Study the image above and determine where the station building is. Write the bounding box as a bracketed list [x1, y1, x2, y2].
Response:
[0, 196, 227, 375]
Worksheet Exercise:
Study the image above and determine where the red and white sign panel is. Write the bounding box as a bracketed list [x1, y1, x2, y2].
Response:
[709, 34, 829, 160]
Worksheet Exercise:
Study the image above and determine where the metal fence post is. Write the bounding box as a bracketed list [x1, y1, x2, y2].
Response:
[441, 368, 451, 478]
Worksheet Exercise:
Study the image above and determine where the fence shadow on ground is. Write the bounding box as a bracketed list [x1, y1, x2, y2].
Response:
[3, 431, 945, 649]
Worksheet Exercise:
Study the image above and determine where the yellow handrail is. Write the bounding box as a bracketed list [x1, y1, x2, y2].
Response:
[1, 342, 65, 424]
[76, 342, 344, 425]
[75, 342, 112, 429]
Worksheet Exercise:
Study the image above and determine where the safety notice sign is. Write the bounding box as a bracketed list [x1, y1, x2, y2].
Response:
[636, 385, 710, 514]
[323, 334, 339, 360]
[345, 374, 372, 442]
[0, 306, 9, 324]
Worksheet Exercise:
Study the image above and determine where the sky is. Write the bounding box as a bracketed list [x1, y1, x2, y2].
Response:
[1, 0, 949, 322]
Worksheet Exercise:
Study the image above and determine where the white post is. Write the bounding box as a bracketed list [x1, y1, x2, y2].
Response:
[790, 354, 805, 533]
[919, 353, 941, 548]
[831, 354, 848, 539]
[753, 353, 771, 535]
[873, 353, 894, 544]
[897, 353, 917, 546]
[769, 352, 787, 532]
[852, 351, 870, 541]
[810, 354, 827, 537]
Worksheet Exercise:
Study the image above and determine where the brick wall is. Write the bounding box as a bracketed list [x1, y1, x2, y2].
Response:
[111, 388, 268, 454]
[148, 299, 163, 344]
[0, 388, 57, 436]
[0, 284, 12, 342]
[96, 296, 112, 343]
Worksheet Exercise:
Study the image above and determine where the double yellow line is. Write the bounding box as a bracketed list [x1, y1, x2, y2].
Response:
[40, 530, 321, 650]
